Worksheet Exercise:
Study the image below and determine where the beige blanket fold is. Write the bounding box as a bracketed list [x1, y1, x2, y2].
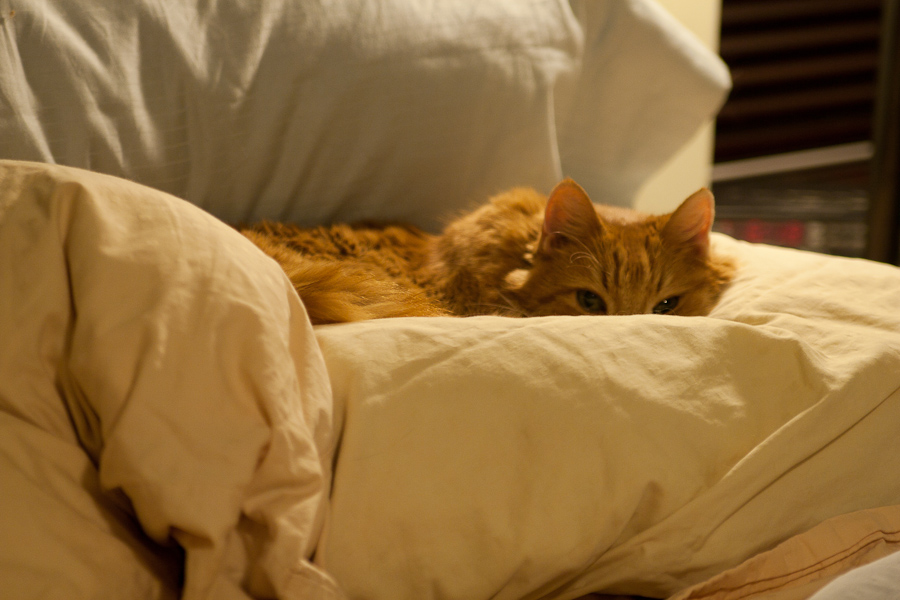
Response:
[0, 161, 343, 600]
[312, 239, 900, 599]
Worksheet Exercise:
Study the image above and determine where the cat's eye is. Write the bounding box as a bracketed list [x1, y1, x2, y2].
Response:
[576, 290, 607, 314]
[653, 296, 680, 315]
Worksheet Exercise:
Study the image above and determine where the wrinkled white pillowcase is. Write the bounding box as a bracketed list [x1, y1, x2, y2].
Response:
[0, 0, 728, 229]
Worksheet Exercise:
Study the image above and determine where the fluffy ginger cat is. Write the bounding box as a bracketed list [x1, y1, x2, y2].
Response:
[241, 179, 734, 325]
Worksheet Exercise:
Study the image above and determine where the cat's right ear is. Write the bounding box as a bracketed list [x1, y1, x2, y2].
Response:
[538, 179, 603, 253]
[662, 187, 715, 256]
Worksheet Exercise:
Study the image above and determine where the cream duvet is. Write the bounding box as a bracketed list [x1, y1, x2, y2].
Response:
[2, 161, 900, 600]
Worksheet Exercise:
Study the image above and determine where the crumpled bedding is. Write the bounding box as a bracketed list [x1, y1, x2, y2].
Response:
[0, 161, 341, 599]
[2, 160, 900, 600]
[671, 505, 900, 600]
[313, 236, 900, 599]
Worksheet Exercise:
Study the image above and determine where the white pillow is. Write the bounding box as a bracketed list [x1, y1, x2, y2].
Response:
[0, 0, 729, 229]
[811, 551, 900, 600]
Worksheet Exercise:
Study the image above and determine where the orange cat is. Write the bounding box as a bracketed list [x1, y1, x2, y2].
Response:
[241, 179, 734, 324]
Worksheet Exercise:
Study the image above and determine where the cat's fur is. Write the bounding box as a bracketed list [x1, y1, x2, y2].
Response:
[241, 179, 735, 324]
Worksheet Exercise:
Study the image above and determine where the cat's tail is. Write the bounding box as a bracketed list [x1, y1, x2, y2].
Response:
[243, 231, 447, 325]
[281, 259, 448, 324]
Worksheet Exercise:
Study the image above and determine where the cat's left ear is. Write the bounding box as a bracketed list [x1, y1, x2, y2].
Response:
[539, 178, 603, 253]
[662, 188, 715, 256]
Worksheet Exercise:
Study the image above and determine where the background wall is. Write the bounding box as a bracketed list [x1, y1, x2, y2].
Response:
[633, 0, 724, 214]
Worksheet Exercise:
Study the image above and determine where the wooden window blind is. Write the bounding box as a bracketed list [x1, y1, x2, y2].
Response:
[715, 0, 883, 163]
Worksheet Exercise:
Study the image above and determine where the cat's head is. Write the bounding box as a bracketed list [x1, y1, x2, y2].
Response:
[504, 179, 734, 317]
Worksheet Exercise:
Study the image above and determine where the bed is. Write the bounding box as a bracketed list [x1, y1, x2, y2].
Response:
[2, 2, 900, 600]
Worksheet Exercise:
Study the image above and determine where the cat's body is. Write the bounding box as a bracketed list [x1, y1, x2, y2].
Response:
[242, 180, 735, 324]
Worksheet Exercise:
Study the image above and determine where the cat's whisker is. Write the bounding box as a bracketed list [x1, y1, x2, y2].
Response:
[470, 293, 527, 318]
[569, 251, 599, 267]
[568, 252, 587, 263]
[471, 303, 523, 317]
[496, 291, 529, 317]
[566, 237, 599, 258]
